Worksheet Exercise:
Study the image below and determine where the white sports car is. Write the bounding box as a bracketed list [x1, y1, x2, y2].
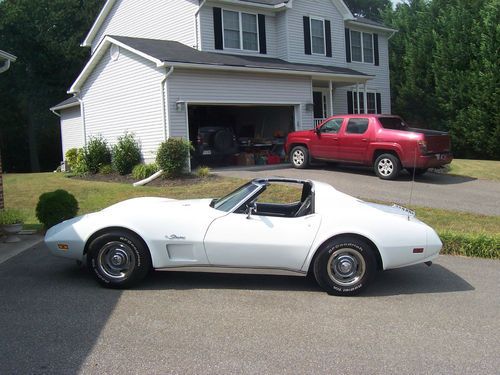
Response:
[45, 178, 442, 296]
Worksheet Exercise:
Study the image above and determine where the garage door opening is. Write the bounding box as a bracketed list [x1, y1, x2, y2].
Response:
[188, 105, 296, 167]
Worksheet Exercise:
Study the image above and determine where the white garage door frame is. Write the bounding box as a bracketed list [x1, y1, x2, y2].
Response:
[182, 100, 302, 171]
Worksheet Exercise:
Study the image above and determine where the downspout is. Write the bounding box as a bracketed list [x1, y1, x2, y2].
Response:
[194, 0, 208, 50]
[74, 95, 88, 147]
[161, 66, 175, 140]
[329, 80, 334, 117]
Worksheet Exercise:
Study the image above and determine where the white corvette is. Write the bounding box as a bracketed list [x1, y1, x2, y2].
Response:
[45, 178, 442, 296]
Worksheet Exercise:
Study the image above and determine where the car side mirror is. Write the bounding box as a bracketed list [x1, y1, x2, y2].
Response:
[246, 202, 257, 219]
[315, 127, 321, 135]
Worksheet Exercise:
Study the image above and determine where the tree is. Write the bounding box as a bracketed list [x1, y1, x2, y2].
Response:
[0, 0, 103, 172]
[344, 0, 392, 20]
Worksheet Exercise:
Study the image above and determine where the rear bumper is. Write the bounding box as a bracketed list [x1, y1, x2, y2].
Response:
[405, 153, 453, 169]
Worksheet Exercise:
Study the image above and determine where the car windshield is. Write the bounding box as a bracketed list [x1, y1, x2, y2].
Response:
[379, 117, 408, 130]
[211, 182, 261, 212]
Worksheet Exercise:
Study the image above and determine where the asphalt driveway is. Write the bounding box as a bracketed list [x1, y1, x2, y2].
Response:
[214, 164, 500, 216]
[1, 244, 499, 374]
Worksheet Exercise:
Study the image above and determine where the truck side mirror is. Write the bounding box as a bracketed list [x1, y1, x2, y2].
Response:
[315, 127, 321, 135]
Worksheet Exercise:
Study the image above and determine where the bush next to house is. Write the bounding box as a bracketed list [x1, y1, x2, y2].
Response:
[112, 133, 142, 175]
[132, 163, 159, 180]
[65, 148, 79, 171]
[84, 136, 111, 174]
[0, 209, 25, 225]
[36, 190, 79, 229]
[156, 138, 193, 178]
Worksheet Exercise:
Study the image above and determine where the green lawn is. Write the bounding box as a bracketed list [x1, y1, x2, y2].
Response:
[3, 173, 499, 237]
[448, 159, 500, 181]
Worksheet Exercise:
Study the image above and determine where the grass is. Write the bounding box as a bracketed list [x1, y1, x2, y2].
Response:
[448, 159, 500, 181]
[3, 172, 499, 258]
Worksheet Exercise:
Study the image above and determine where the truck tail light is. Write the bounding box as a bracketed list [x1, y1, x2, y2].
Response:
[417, 140, 428, 154]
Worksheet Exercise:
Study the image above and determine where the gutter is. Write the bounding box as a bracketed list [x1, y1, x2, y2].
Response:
[160, 66, 175, 140]
[0, 59, 11, 74]
[215, 0, 288, 10]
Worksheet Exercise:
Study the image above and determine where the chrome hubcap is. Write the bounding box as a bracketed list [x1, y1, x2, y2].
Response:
[378, 158, 394, 176]
[327, 248, 366, 287]
[97, 241, 136, 281]
[292, 150, 304, 165]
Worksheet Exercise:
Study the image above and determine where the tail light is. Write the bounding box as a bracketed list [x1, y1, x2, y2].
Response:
[417, 140, 428, 154]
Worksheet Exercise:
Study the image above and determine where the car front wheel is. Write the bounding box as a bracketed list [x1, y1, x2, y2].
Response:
[374, 153, 401, 180]
[290, 146, 309, 169]
[87, 230, 152, 289]
[313, 237, 376, 296]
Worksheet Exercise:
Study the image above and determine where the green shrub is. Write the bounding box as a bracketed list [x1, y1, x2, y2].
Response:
[112, 133, 142, 175]
[156, 138, 193, 178]
[0, 209, 24, 225]
[72, 148, 88, 175]
[132, 163, 159, 180]
[84, 136, 111, 174]
[439, 231, 500, 259]
[65, 148, 79, 171]
[197, 166, 211, 178]
[36, 190, 79, 229]
[99, 164, 113, 175]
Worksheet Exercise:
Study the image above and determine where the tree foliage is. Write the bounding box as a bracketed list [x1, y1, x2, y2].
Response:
[383, 0, 499, 159]
[344, 0, 392, 20]
[0, 0, 103, 172]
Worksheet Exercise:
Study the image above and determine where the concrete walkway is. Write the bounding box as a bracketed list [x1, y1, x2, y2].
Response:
[214, 164, 500, 216]
[0, 233, 43, 265]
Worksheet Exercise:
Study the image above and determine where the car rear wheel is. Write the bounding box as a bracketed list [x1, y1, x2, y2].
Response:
[290, 146, 309, 169]
[374, 153, 401, 180]
[313, 237, 376, 296]
[87, 230, 151, 289]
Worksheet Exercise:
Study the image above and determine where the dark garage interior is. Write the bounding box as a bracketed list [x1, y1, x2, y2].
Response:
[188, 105, 295, 167]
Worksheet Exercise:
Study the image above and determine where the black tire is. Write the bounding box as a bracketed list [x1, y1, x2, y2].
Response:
[313, 236, 376, 296]
[87, 230, 152, 289]
[214, 129, 235, 152]
[374, 153, 401, 180]
[406, 168, 428, 176]
[290, 146, 309, 169]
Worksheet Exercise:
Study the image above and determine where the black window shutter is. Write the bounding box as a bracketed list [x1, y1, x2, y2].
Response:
[258, 14, 267, 54]
[345, 28, 351, 62]
[376, 93, 382, 114]
[373, 33, 379, 66]
[213, 7, 223, 50]
[325, 20, 332, 57]
[347, 91, 354, 114]
[303, 16, 311, 55]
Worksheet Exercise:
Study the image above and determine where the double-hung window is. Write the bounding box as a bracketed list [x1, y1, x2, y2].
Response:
[351, 91, 378, 114]
[223, 10, 258, 51]
[310, 18, 325, 55]
[350, 30, 374, 63]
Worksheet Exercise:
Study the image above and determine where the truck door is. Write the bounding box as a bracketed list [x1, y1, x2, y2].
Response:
[338, 118, 371, 163]
[309, 118, 344, 160]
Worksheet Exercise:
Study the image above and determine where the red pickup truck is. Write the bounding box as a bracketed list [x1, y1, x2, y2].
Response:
[285, 115, 452, 179]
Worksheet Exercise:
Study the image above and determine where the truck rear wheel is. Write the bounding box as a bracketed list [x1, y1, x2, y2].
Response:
[374, 153, 401, 180]
[290, 146, 309, 169]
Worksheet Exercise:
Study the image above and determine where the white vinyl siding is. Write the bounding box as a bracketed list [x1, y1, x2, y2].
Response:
[286, 0, 344, 66]
[167, 69, 314, 139]
[60, 106, 84, 158]
[91, 0, 199, 54]
[199, 5, 278, 57]
[80, 46, 165, 162]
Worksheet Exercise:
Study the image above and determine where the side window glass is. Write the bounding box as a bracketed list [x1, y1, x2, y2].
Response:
[346, 118, 369, 134]
[320, 118, 343, 134]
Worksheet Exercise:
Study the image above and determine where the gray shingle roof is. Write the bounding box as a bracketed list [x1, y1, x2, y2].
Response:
[111, 36, 369, 77]
[353, 17, 388, 28]
[51, 96, 79, 111]
[239, 0, 289, 5]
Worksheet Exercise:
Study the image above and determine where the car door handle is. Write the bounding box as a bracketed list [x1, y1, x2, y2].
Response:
[361, 138, 368, 142]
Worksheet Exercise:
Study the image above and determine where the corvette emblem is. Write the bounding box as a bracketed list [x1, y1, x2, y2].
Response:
[166, 234, 186, 240]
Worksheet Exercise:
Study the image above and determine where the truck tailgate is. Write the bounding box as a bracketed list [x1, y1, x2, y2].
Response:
[408, 128, 451, 153]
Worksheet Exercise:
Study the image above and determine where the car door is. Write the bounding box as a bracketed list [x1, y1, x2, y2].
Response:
[309, 118, 344, 160]
[337, 118, 371, 163]
[203, 212, 321, 270]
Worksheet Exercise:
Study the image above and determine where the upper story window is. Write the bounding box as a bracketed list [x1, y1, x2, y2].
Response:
[310, 18, 325, 55]
[348, 91, 381, 114]
[223, 10, 258, 51]
[351, 30, 373, 63]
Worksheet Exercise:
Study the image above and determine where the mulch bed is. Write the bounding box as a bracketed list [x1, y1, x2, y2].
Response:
[71, 172, 222, 187]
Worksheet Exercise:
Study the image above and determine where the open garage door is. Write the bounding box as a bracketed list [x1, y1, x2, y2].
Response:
[188, 105, 296, 167]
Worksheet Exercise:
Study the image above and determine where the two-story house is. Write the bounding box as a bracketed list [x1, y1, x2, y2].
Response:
[51, 0, 396, 165]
